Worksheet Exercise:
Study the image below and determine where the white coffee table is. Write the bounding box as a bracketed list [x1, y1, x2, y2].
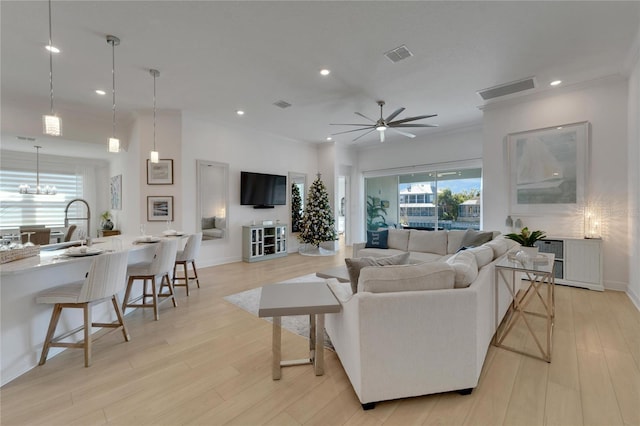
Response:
[258, 281, 341, 379]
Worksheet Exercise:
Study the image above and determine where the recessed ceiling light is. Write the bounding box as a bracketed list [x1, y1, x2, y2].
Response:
[95, 89, 106, 95]
[320, 69, 331, 76]
[326, 136, 332, 141]
[550, 80, 562, 86]
[557, 126, 563, 130]
[236, 110, 245, 116]
[45, 45, 60, 53]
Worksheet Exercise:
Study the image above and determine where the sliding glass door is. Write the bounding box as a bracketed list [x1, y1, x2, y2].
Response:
[365, 164, 482, 232]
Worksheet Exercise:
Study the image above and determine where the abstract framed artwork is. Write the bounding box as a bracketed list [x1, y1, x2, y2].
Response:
[508, 121, 589, 215]
[147, 159, 174, 185]
[110, 174, 122, 210]
[147, 196, 174, 221]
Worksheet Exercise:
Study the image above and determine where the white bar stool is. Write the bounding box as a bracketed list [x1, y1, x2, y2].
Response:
[172, 232, 202, 296]
[36, 251, 130, 367]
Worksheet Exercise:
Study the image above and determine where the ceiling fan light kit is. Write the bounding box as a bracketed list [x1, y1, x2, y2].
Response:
[330, 100, 437, 142]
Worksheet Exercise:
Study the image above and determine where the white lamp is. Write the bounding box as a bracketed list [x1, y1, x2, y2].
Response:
[149, 69, 160, 163]
[42, 0, 61, 136]
[107, 35, 121, 153]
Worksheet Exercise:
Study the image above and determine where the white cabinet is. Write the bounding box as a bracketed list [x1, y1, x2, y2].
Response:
[535, 237, 603, 291]
[242, 225, 287, 262]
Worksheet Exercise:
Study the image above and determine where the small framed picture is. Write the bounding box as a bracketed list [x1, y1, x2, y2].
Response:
[147, 196, 174, 221]
[147, 159, 174, 185]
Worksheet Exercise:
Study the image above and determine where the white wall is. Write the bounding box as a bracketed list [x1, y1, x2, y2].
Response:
[627, 36, 640, 307]
[352, 126, 483, 242]
[181, 114, 318, 267]
[483, 77, 629, 290]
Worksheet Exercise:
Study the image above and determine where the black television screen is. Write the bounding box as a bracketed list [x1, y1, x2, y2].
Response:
[240, 171, 287, 207]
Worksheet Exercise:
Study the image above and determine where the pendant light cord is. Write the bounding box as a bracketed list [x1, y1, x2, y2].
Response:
[111, 40, 116, 138]
[48, 0, 54, 114]
[153, 71, 156, 151]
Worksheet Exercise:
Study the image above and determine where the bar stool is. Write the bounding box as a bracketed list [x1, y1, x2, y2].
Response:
[122, 238, 178, 320]
[172, 232, 202, 296]
[36, 251, 130, 367]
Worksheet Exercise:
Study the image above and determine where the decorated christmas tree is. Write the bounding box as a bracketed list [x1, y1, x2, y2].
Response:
[298, 175, 337, 247]
[291, 183, 303, 232]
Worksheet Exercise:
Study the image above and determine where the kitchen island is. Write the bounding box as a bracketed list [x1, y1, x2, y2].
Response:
[0, 236, 171, 386]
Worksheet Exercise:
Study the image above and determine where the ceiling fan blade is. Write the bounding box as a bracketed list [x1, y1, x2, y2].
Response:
[385, 107, 405, 123]
[329, 123, 372, 126]
[352, 128, 376, 142]
[388, 127, 416, 138]
[391, 123, 439, 128]
[355, 112, 376, 123]
[331, 126, 375, 136]
[388, 114, 438, 125]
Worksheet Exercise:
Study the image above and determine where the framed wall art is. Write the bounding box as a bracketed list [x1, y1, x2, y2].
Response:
[508, 121, 589, 215]
[110, 174, 122, 210]
[147, 196, 174, 221]
[147, 159, 174, 185]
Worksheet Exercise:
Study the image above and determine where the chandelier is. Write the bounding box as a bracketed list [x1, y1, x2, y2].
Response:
[18, 146, 57, 195]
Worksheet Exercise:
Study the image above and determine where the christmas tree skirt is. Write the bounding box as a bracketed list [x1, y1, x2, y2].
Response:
[298, 243, 336, 256]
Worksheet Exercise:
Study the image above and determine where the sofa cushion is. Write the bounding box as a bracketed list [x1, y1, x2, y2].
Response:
[408, 230, 448, 255]
[460, 229, 494, 250]
[467, 245, 494, 268]
[215, 217, 226, 229]
[446, 250, 479, 288]
[387, 229, 410, 251]
[484, 238, 509, 259]
[408, 251, 445, 264]
[365, 229, 388, 249]
[355, 248, 407, 259]
[345, 252, 411, 293]
[447, 230, 468, 254]
[201, 216, 215, 230]
[358, 262, 455, 293]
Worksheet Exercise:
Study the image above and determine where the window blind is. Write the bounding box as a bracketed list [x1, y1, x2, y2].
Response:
[0, 169, 84, 230]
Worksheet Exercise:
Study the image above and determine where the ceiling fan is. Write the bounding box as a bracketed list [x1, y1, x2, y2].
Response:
[330, 100, 438, 142]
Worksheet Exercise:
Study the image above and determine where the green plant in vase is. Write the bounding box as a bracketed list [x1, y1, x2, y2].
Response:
[100, 211, 114, 230]
[505, 227, 546, 257]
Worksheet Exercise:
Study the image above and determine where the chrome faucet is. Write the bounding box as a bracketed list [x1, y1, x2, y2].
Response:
[64, 198, 91, 235]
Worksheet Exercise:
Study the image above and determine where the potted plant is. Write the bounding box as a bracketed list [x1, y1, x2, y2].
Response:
[505, 227, 546, 256]
[100, 211, 114, 230]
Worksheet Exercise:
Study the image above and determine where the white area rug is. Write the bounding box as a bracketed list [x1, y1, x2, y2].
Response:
[223, 273, 334, 349]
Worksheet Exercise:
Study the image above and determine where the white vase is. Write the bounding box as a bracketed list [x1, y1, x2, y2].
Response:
[520, 246, 539, 258]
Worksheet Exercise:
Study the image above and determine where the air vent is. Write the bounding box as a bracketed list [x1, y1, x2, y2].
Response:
[273, 100, 292, 109]
[477, 77, 536, 100]
[17, 136, 36, 141]
[384, 45, 413, 63]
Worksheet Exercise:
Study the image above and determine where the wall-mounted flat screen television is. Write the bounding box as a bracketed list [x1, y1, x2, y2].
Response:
[240, 171, 287, 208]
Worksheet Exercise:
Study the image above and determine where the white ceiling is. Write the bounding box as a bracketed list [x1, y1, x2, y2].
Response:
[1, 1, 639, 154]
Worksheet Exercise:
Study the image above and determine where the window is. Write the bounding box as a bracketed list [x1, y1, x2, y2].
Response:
[0, 169, 84, 230]
[364, 160, 482, 232]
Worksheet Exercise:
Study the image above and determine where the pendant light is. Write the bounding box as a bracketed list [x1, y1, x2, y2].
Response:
[106, 35, 121, 153]
[42, 0, 61, 136]
[18, 146, 57, 195]
[149, 69, 160, 163]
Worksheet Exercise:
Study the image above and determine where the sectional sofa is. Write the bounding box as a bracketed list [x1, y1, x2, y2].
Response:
[325, 229, 519, 408]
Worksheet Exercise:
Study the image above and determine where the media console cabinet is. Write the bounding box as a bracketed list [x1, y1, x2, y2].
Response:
[534, 237, 603, 291]
[242, 224, 287, 262]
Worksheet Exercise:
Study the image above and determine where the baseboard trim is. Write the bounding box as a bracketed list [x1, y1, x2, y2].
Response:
[627, 287, 640, 311]
[604, 280, 629, 292]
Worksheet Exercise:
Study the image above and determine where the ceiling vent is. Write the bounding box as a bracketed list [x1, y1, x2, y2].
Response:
[384, 45, 413, 63]
[477, 77, 536, 100]
[273, 100, 292, 109]
[17, 136, 36, 141]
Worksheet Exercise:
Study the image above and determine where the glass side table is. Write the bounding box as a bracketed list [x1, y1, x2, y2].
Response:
[494, 251, 555, 362]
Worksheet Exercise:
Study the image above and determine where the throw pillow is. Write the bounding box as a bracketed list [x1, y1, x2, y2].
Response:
[459, 229, 494, 250]
[358, 262, 455, 293]
[365, 229, 389, 249]
[345, 252, 410, 293]
[446, 250, 479, 288]
[201, 216, 215, 230]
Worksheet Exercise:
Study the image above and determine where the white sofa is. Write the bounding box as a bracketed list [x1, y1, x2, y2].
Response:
[325, 233, 517, 409]
[353, 228, 497, 263]
[201, 216, 225, 240]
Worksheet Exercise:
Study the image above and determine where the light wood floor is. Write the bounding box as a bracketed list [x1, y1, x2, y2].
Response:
[1, 244, 639, 426]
